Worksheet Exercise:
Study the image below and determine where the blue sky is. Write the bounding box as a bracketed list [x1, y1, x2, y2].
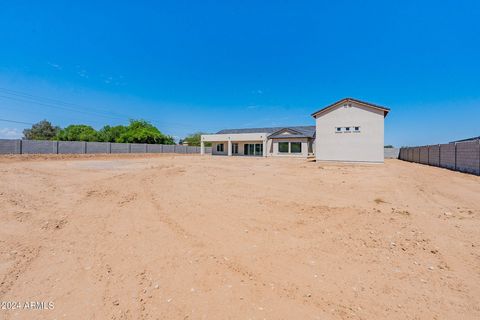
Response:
[0, 0, 479, 145]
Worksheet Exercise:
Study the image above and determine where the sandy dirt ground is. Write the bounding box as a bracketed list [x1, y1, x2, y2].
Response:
[0, 154, 479, 320]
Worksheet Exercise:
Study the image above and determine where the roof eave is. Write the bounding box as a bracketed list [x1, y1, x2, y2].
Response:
[311, 98, 390, 119]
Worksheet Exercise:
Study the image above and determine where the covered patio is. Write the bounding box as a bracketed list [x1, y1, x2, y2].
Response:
[201, 132, 267, 157]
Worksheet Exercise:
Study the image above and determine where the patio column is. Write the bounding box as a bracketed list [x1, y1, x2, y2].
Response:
[227, 140, 232, 156]
[200, 141, 205, 155]
[263, 140, 267, 157]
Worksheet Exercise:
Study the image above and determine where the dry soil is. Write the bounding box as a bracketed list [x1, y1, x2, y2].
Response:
[0, 154, 479, 319]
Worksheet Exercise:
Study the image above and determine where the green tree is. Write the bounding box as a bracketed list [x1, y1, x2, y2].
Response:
[182, 132, 211, 147]
[117, 120, 175, 144]
[98, 125, 127, 142]
[56, 125, 99, 142]
[22, 120, 60, 140]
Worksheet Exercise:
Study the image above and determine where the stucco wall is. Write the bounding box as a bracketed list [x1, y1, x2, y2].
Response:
[212, 141, 267, 156]
[211, 142, 228, 155]
[315, 102, 385, 162]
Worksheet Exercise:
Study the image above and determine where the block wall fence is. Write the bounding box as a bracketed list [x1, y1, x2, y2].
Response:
[399, 139, 480, 176]
[0, 139, 212, 155]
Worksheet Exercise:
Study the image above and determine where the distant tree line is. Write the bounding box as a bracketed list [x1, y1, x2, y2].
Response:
[179, 132, 211, 147]
[22, 119, 175, 144]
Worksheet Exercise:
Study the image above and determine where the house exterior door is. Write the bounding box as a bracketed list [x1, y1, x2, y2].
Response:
[244, 143, 263, 156]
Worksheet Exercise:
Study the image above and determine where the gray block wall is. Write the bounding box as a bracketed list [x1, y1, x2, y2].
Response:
[456, 140, 480, 175]
[384, 148, 400, 159]
[22, 140, 58, 154]
[111, 143, 130, 153]
[86, 142, 110, 154]
[0, 139, 21, 154]
[162, 145, 175, 153]
[175, 145, 187, 153]
[439, 143, 456, 169]
[399, 139, 479, 176]
[428, 145, 440, 166]
[413, 147, 420, 163]
[419, 146, 429, 164]
[147, 144, 162, 153]
[131, 143, 147, 153]
[58, 141, 85, 154]
[0, 139, 210, 156]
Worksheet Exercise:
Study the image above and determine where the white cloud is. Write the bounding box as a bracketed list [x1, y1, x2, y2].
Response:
[0, 128, 23, 139]
[47, 62, 62, 70]
[77, 69, 89, 78]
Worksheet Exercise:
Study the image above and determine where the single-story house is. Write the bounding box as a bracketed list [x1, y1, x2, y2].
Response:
[201, 97, 389, 162]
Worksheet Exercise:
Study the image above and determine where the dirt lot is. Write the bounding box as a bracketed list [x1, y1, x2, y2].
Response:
[0, 154, 479, 319]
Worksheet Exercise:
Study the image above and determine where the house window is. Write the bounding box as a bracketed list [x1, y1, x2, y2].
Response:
[290, 142, 302, 153]
[279, 142, 289, 153]
[216, 143, 224, 152]
[345, 127, 351, 132]
[354, 126, 360, 132]
[336, 127, 342, 133]
[232, 143, 239, 154]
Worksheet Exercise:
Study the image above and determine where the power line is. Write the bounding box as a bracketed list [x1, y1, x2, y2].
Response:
[0, 118, 34, 125]
[0, 94, 127, 121]
[0, 87, 201, 130]
[0, 87, 134, 119]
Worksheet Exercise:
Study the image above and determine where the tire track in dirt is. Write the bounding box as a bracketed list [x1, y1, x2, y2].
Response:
[0, 245, 40, 299]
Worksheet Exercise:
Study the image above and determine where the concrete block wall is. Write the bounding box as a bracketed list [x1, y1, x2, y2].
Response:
[111, 143, 130, 153]
[146, 144, 162, 153]
[419, 147, 429, 164]
[162, 145, 175, 153]
[131, 143, 147, 153]
[86, 142, 110, 154]
[428, 145, 440, 166]
[22, 140, 58, 154]
[456, 140, 480, 175]
[399, 139, 479, 176]
[175, 145, 187, 153]
[58, 141, 85, 154]
[384, 148, 400, 159]
[0, 139, 22, 154]
[439, 143, 456, 170]
[0, 139, 210, 156]
[413, 147, 420, 163]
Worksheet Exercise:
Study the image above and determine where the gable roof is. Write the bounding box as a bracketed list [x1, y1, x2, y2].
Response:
[267, 127, 315, 139]
[216, 125, 316, 138]
[311, 97, 390, 118]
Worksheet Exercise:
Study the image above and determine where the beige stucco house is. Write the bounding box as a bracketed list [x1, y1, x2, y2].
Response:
[201, 98, 389, 162]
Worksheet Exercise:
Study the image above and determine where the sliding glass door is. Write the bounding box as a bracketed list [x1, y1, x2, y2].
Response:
[244, 143, 263, 156]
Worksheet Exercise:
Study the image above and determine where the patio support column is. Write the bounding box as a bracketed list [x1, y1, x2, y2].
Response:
[262, 139, 267, 157]
[200, 141, 205, 155]
[227, 140, 232, 156]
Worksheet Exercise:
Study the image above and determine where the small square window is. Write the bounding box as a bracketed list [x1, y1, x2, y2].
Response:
[336, 127, 342, 132]
[345, 127, 350, 131]
[354, 126, 360, 131]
